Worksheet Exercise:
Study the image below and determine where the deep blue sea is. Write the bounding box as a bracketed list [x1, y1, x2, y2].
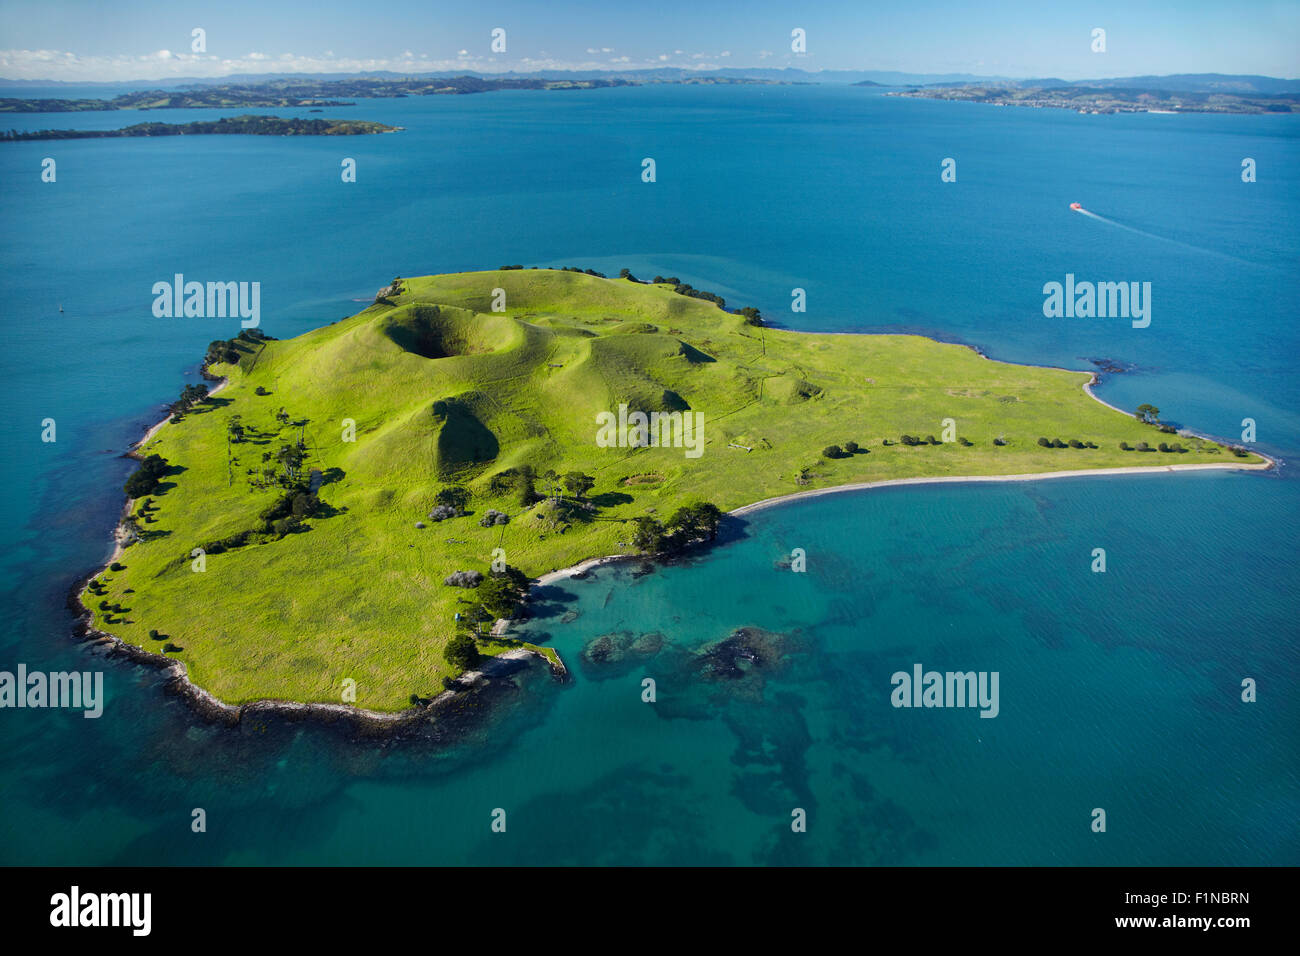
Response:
[1, 84, 1296, 865]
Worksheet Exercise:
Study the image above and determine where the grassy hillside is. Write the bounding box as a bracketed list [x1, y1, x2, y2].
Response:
[87, 269, 1264, 711]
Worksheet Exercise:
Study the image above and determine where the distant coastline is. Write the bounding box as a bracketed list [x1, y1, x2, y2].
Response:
[888, 84, 1300, 114]
[0, 73, 782, 114]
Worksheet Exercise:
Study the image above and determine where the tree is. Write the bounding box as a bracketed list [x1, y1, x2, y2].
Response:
[686, 501, 722, 539]
[277, 442, 305, 480]
[444, 632, 479, 671]
[475, 566, 530, 620]
[444, 570, 484, 588]
[843, 441, 859, 454]
[631, 516, 665, 554]
[562, 471, 595, 498]
[739, 306, 763, 326]
[124, 454, 169, 498]
[1136, 403, 1160, 424]
[822, 445, 845, 459]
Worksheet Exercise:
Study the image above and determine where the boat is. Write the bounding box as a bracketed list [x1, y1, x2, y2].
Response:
[1069, 202, 1082, 211]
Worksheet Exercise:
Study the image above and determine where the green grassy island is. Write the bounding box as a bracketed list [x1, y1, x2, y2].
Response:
[86, 269, 1268, 713]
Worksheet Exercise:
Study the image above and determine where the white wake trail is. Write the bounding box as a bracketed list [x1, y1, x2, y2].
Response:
[1071, 207, 1252, 265]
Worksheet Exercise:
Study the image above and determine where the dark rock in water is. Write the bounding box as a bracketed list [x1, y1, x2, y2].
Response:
[1088, 356, 1135, 375]
[631, 631, 664, 655]
[694, 626, 789, 684]
[580, 629, 665, 679]
[560, 610, 581, 624]
[583, 632, 623, 665]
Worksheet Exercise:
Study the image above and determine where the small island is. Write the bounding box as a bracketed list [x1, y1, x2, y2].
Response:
[81, 268, 1269, 717]
[2, 115, 400, 142]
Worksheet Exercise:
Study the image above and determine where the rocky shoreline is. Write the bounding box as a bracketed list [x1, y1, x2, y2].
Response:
[72, 373, 558, 740]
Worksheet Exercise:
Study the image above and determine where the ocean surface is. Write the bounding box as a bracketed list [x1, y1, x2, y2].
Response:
[0, 84, 1296, 865]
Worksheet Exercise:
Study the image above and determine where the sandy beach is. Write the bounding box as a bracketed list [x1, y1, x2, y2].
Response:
[131, 375, 228, 453]
[536, 457, 1274, 586]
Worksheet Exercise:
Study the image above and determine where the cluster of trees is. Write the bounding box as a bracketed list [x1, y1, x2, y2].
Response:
[442, 565, 534, 675]
[206, 339, 241, 366]
[1120, 440, 1188, 453]
[124, 454, 169, 498]
[443, 632, 479, 671]
[479, 509, 510, 527]
[469, 567, 530, 621]
[435, 485, 470, 513]
[205, 328, 269, 369]
[1036, 437, 1099, 449]
[428, 485, 469, 522]
[169, 383, 209, 419]
[822, 441, 862, 459]
[899, 434, 941, 446]
[258, 487, 319, 536]
[1135, 403, 1160, 424]
[557, 266, 606, 277]
[251, 440, 306, 487]
[630, 501, 723, 555]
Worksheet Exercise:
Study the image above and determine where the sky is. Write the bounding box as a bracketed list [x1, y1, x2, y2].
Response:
[0, 0, 1297, 83]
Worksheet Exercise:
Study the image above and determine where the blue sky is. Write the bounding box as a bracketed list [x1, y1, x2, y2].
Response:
[1, 0, 1296, 81]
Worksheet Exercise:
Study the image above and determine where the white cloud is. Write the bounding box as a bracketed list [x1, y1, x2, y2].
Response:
[0, 47, 754, 81]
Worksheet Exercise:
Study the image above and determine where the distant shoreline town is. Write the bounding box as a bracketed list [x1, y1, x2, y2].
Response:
[886, 83, 1300, 114]
[4, 70, 1297, 117]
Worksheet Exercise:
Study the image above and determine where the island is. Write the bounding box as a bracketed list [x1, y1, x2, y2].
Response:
[79, 268, 1269, 721]
[2, 115, 400, 141]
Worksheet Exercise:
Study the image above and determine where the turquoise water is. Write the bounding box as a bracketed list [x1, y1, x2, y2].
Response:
[1, 85, 1296, 865]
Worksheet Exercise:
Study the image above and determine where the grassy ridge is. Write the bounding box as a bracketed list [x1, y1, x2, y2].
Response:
[88, 269, 1262, 711]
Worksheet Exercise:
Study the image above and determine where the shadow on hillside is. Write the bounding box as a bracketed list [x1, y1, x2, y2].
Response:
[589, 491, 633, 508]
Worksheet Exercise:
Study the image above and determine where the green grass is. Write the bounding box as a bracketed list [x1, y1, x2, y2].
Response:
[90, 269, 1264, 711]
